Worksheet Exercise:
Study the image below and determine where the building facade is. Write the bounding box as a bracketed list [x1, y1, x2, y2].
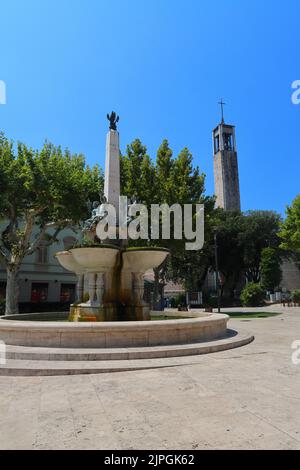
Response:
[280, 259, 300, 293]
[0, 227, 78, 307]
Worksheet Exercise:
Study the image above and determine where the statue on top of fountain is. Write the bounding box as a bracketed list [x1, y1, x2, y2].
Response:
[83, 196, 108, 242]
[83, 195, 140, 244]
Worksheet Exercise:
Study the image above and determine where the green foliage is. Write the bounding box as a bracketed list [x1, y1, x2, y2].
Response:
[120, 137, 215, 299]
[226, 311, 280, 319]
[0, 133, 103, 256]
[0, 132, 103, 314]
[239, 211, 282, 283]
[120, 139, 282, 298]
[70, 243, 120, 250]
[292, 290, 300, 304]
[125, 247, 170, 252]
[170, 147, 205, 204]
[170, 294, 186, 308]
[210, 210, 282, 296]
[156, 140, 174, 205]
[260, 247, 282, 292]
[240, 282, 265, 307]
[0, 133, 103, 226]
[279, 195, 300, 253]
[210, 210, 245, 295]
[202, 292, 216, 308]
[120, 139, 156, 204]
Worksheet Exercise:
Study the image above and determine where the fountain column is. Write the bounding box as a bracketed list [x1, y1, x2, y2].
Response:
[133, 273, 146, 306]
[104, 128, 120, 220]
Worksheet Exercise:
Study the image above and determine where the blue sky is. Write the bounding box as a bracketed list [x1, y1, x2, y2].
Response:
[0, 0, 299, 215]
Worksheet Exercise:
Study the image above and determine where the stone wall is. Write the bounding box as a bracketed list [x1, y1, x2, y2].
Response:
[214, 150, 241, 211]
[281, 259, 300, 292]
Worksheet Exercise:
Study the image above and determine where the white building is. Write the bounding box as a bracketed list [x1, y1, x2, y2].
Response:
[0, 228, 78, 307]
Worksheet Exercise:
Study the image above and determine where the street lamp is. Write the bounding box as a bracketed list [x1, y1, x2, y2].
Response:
[213, 228, 221, 313]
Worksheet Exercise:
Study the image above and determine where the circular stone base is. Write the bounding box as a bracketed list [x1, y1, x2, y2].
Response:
[0, 331, 254, 376]
[0, 313, 229, 348]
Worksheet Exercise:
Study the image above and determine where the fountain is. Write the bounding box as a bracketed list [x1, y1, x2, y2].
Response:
[55, 112, 169, 322]
[0, 114, 254, 374]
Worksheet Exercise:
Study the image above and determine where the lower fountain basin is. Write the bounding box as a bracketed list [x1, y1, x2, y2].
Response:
[0, 313, 229, 348]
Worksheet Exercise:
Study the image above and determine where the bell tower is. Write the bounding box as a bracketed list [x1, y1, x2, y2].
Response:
[213, 100, 241, 211]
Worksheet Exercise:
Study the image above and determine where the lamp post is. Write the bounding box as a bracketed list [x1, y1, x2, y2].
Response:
[186, 263, 192, 308]
[213, 229, 221, 313]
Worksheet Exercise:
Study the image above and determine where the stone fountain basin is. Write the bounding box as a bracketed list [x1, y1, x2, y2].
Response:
[122, 248, 169, 272]
[56, 247, 168, 274]
[0, 313, 229, 348]
[55, 251, 84, 273]
[70, 246, 120, 272]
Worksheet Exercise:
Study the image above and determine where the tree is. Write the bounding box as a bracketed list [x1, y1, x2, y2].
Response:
[260, 247, 282, 292]
[120, 139, 156, 203]
[279, 195, 300, 254]
[121, 139, 215, 308]
[171, 147, 205, 204]
[207, 210, 282, 299]
[156, 140, 174, 205]
[240, 282, 265, 307]
[155, 146, 215, 305]
[0, 133, 103, 314]
[239, 211, 282, 283]
[210, 210, 245, 297]
[121, 139, 162, 307]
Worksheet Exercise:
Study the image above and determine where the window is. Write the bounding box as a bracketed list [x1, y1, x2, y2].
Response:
[36, 242, 48, 264]
[60, 284, 76, 303]
[31, 283, 48, 303]
[214, 134, 220, 153]
[63, 236, 76, 251]
[223, 133, 233, 151]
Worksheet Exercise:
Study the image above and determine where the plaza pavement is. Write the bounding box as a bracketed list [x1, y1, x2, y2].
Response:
[0, 305, 299, 450]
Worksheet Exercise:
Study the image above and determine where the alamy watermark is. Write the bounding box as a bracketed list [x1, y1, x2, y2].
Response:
[291, 80, 300, 105]
[291, 340, 300, 365]
[0, 80, 6, 105]
[90, 197, 204, 251]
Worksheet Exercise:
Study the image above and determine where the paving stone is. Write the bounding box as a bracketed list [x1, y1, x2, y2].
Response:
[0, 307, 299, 449]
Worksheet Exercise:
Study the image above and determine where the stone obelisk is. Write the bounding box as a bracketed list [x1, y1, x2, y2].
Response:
[104, 112, 120, 219]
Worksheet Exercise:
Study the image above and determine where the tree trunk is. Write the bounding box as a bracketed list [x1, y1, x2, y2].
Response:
[5, 264, 20, 315]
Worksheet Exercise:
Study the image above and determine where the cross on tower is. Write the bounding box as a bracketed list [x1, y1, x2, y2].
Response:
[218, 99, 226, 123]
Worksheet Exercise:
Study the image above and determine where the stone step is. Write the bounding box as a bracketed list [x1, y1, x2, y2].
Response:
[5, 330, 253, 361]
[0, 331, 254, 375]
[0, 358, 176, 376]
